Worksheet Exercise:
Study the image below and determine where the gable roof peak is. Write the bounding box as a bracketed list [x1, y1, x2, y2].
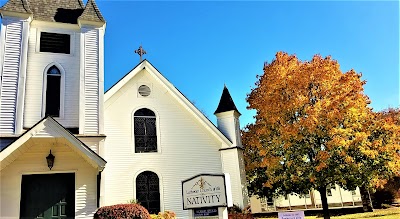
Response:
[104, 60, 233, 146]
[78, 0, 105, 23]
[214, 85, 240, 115]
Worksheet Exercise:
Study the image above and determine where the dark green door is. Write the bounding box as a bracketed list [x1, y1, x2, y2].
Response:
[20, 173, 75, 219]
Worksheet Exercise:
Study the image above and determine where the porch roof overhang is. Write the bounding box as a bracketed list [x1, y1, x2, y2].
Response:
[0, 116, 106, 171]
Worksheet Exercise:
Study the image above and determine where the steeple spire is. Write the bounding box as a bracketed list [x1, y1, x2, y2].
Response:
[214, 85, 240, 115]
[78, 0, 105, 23]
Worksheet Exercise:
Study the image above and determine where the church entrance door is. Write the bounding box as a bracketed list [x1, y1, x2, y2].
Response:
[136, 171, 160, 214]
[19, 173, 75, 219]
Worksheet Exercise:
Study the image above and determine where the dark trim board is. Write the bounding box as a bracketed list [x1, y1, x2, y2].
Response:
[219, 146, 244, 151]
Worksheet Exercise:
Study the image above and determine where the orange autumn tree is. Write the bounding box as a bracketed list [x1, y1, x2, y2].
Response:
[363, 108, 400, 205]
[243, 52, 374, 219]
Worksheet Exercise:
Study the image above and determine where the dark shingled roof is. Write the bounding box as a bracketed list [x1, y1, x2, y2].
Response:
[214, 85, 240, 115]
[0, 0, 32, 13]
[1, 0, 105, 24]
[78, 0, 104, 23]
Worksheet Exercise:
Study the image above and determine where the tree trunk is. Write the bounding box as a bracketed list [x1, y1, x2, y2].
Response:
[318, 186, 330, 219]
[310, 189, 316, 207]
[360, 185, 373, 212]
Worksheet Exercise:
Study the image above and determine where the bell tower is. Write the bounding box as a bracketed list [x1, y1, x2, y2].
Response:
[215, 85, 249, 209]
[0, 0, 106, 135]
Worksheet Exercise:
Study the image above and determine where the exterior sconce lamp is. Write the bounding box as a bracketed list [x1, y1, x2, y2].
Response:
[46, 150, 55, 170]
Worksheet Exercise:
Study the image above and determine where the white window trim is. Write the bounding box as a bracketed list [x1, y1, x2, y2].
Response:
[35, 29, 75, 56]
[131, 106, 161, 154]
[137, 82, 153, 98]
[41, 62, 66, 119]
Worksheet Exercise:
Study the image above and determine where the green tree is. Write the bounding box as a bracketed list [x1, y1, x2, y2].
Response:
[242, 52, 400, 219]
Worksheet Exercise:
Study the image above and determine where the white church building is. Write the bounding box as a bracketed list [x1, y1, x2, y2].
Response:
[0, 0, 248, 218]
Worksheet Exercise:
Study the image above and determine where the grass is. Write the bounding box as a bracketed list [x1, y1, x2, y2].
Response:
[331, 208, 400, 219]
[260, 207, 400, 219]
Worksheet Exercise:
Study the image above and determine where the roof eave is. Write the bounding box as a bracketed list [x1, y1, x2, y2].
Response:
[214, 110, 241, 117]
[78, 18, 105, 28]
[0, 116, 106, 171]
[0, 9, 32, 19]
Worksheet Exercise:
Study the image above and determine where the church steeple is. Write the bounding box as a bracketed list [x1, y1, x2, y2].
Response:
[214, 85, 240, 115]
[214, 85, 241, 146]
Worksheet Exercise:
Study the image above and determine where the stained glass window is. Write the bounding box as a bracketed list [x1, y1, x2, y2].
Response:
[136, 171, 160, 214]
[134, 108, 157, 152]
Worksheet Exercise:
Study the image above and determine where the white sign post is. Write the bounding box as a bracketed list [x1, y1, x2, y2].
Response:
[278, 211, 305, 219]
[182, 174, 232, 219]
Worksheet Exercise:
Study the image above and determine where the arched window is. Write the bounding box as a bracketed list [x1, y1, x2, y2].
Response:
[45, 66, 61, 117]
[136, 171, 160, 214]
[134, 108, 157, 153]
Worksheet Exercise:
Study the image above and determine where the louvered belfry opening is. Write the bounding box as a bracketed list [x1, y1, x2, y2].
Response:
[136, 171, 160, 214]
[134, 108, 157, 153]
[40, 32, 70, 54]
[45, 66, 61, 117]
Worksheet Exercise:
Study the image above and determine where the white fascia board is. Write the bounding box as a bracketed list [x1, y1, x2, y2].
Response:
[105, 60, 232, 146]
[104, 61, 146, 101]
[47, 117, 106, 170]
[30, 20, 81, 31]
[0, 11, 32, 19]
[0, 117, 106, 170]
[215, 110, 241, 119]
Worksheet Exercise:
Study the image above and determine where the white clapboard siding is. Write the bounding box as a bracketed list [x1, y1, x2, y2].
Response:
[221, 149, 245, 208]
[84, 29, 99, 134]
[24, 27, 80, 128]
[0, 20, 22, 134]
[0, 139, 98, 218]
[104, 71, 227, 218]
[238, 149, 249, 205]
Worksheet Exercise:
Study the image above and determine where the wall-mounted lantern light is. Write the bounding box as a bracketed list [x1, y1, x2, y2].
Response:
[46, 150, 55, 170]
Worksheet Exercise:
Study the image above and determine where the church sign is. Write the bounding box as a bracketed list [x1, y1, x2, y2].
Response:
[182, 174, 228, 210]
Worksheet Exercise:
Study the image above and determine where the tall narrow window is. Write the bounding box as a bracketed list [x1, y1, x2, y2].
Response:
[45, 66, 61, 117]
[134, 108, 157, 153]
[136, 171, 160, 214]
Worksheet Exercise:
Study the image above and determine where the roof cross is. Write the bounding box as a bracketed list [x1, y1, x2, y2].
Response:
[134, 45, 147, 62]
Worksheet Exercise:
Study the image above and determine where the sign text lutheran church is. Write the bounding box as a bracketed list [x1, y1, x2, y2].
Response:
[182, 174, 233, 218]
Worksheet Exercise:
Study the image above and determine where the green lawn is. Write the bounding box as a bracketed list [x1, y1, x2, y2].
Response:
[330, 208, 400, 219]
[260, 208, 400, 219]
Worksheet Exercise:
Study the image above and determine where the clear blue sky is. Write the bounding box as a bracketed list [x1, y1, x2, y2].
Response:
[1, 0, 399, 128]
[98, 0, 399, 127]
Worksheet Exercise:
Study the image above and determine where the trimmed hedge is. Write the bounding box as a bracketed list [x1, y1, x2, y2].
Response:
[94, 204, 151, 219]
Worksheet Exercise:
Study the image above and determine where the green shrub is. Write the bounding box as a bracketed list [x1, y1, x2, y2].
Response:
[94, 204, 151, 219]
[127, 199, 140, 204]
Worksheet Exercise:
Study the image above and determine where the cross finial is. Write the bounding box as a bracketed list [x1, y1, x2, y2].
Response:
[134, 45, 147, 62]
